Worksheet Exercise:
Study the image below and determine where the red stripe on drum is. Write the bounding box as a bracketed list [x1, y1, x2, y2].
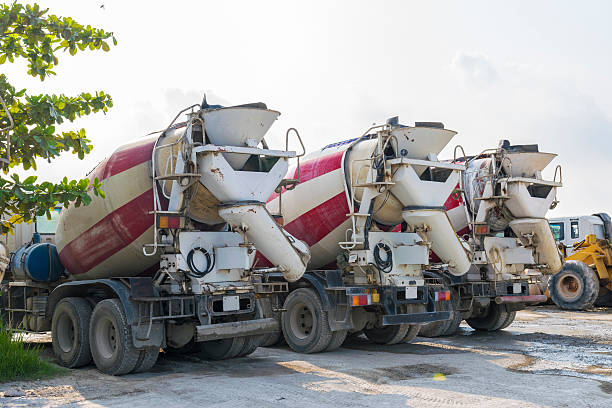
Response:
[268, 150, 345, 202]
[456, 226, 471, 237]
[87, 158, 109, 187]
[253, 251, 273, 268]
[430, 226, 470, 263]
[89, 139, 156, 184]
[104, 140, 156, 180]
[444, 183, 462, 210]
[283, 191, 349, 247]
[59, 189, 154, 275]
[298, 150, 345, 183]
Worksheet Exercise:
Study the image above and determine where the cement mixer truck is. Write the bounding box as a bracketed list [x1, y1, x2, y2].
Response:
[419, 140, 563, 337]
[259, 119, 472, 353]
[0, 98, 310, 375]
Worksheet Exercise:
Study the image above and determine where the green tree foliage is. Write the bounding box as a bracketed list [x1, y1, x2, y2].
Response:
[0, 2, 115, 232]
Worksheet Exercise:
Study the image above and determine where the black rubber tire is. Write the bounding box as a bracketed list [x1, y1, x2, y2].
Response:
[418, 271, 452, 338]
[199, 337, 246, 360]
[89, 299, 141, 375]
[401, 325, 420, 343]
[364, 324, 409, 345]
[132, 347, 160, 373]
[235, 335, 262, 358]
[260, 331, 283, 347]
[595, 286, 612, 307]
[325, 330, 348, 352]
[164, 339, 200, 355]
[419, 316, 449, 337]
[498, 310, 516, 330]
[441, 310, 462, 336]
[51, 297, 93, 368]
[465, 303, 510, 332]
[548, 261, 599, 310]
[281, 288, 332, 353]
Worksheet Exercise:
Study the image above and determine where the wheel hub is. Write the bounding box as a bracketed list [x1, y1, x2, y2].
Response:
[95, 317, 118, 359]
[290, 302, 314, 340]
[558, 274, 583, 300]
[56, 314, 75, 353]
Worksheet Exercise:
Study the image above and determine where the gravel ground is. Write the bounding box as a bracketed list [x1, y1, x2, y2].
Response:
[1, 305, 610, 408]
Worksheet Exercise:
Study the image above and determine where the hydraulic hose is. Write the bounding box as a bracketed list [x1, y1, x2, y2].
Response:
[373, 242, 393, 273]
[186, 247, 215, 279]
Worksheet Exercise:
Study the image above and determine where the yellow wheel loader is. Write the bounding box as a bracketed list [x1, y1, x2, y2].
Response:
[548, 213, 612, 310]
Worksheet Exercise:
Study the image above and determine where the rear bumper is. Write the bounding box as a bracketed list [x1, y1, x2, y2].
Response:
[376, 284, 450, 326]
[195, 318, 279, 342]
[495, 294, 547, 304]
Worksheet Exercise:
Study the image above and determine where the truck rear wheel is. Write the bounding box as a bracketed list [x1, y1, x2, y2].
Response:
[498, 310, 516, 330]
[51, 297, 93, 368]
[281, 288, 332, 353]
[548, 261, 599, 310]
[325, 329, 348, 351]
[441, 310, 462, 336]
[465, 303, 511, 331]
[260, 331, 283, 347]
[364, 324, 409, 345]
[89, 299, 141, 375]
[419, 319, 447, 338]
[199, 337, 246, 360]
[595, 286, 612, 307]
[165, 340, 199, 355]
[419, 271, 452, 338]
[132, 347, 160, 373]
[401, 325, 420, 343]
[236, 335, 262, 358]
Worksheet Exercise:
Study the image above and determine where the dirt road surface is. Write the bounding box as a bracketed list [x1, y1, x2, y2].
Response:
[1, 306, 610, 408]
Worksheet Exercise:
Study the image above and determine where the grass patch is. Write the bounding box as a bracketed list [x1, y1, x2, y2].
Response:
[0, 320, 67, 383]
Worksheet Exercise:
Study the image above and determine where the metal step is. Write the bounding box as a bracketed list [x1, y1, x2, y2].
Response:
[155, 173, 201, 181]
[352, 181, 395, 188]
[474, 195, 509, 200]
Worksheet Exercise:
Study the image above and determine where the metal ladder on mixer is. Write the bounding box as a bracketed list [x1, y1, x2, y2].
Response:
[268, 128, 306, 220]
[143, 105, 202, 256]
[144, 107, 307, 256]
[339, 124, 396, 250]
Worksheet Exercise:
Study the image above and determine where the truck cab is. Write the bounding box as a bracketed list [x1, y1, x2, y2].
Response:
[549, 214, 609, 257]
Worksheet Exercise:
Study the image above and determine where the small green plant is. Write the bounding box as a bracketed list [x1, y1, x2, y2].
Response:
[0, 320, 66, 382]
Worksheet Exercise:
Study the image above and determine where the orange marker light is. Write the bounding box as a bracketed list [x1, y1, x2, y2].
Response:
[157, 215, 181, 229]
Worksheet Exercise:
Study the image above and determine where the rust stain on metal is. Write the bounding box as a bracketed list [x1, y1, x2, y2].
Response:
[210, 167, 224, 181]
[247, 208, 257, 213]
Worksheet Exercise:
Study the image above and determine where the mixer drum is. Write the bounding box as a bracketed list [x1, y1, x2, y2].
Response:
[55, 106, 283, 280]
[267, 125, 460, 269]
[56, 134, 163, 280]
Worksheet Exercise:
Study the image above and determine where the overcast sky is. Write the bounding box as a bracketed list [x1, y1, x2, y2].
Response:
[5, 0, 612, 217]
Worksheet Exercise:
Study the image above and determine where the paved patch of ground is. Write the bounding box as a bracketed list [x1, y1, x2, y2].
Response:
[1, 306, 610, 407]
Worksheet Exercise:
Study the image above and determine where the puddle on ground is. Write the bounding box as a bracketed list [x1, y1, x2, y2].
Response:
[344, 364, 459, 384]
[486, 331, 612, 387]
